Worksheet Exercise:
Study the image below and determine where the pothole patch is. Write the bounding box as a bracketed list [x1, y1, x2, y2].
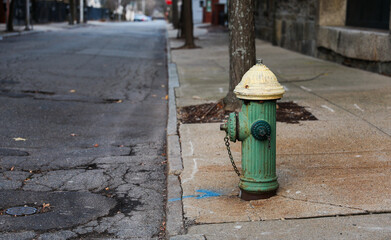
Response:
[0, 190, 116, 231]
[2, 202, 52, 217]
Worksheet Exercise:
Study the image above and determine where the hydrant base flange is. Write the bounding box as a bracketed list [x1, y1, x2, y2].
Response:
[240, 189, 277, 201]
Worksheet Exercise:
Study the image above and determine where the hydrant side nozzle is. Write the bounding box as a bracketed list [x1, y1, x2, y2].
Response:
[227, 112, 237, 142]
[220, 123, 227, 131]
[219, 113, 237, 142]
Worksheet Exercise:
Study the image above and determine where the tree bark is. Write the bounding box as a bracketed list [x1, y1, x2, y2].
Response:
[223, 0, 256, 111]
[182, 0, 196, 48]
[6, 0, 15, 32]
[172, 0, 179, 29]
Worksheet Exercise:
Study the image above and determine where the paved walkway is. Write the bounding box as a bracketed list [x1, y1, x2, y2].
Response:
[167, 24, 391, 239]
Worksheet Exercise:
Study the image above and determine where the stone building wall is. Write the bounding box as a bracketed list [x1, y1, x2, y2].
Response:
[254, 0, 275, 43]
[255, 0, 391, 76]
[255, 0, 318, 56]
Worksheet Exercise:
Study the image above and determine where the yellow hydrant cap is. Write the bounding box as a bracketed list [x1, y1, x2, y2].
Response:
[234, 60, 285, 100]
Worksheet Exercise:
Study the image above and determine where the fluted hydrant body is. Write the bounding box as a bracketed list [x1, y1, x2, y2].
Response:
[221, 60, 285, 200]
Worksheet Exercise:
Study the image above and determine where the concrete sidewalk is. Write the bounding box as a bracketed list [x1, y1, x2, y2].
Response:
[166, 24, 391, 239]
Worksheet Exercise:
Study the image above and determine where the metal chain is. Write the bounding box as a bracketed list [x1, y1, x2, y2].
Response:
[224, 133, 241, 177]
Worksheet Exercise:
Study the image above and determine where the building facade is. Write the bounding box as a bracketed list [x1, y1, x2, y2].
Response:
[0, 0, 109, 25]
[255, 0, 391, 75]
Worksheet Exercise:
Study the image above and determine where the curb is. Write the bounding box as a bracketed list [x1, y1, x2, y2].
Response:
[0, 23, 90, 40]
[0, 29, 43, 40]
[165, 24, 185, 238]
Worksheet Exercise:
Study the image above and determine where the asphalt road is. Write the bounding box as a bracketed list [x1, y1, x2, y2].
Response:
[0, 21, 168, 239]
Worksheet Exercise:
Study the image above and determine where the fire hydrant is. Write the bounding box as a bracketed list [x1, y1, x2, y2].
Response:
[220, 59, 285, 200]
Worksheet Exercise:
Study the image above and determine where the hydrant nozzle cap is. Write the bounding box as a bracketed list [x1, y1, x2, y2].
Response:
[234, 62, 285, 100]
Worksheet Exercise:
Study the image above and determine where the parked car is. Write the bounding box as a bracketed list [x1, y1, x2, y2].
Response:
[134, 14, 152, 22]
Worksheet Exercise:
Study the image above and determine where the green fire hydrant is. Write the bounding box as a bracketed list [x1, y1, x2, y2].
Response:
[220, 60, 285, 201]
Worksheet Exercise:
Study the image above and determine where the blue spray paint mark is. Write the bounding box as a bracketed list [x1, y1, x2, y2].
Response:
[168, 189, 221, 202]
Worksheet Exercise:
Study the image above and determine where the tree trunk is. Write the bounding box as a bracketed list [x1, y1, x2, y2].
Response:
[76, 0, 80, 24]
[172, 0, 179, 29]
[69, 0, 75, 25]
[182, 0, 196, 48]
[83, 0, 87, 23]
[6, 0, 15, 32]
[73, 0, 77, 23]
[25, 0, 31, 30]
[178, 1, 185, 38]
[0, 0, 6, 23]
[223, 0, 256, 111]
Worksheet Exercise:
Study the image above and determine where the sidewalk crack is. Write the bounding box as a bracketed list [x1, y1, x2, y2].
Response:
[277, 194, 368, 213]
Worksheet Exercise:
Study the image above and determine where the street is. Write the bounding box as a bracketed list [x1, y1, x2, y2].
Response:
[0, 21, 168, 239]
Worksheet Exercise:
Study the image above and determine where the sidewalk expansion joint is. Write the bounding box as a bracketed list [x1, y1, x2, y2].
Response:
[277, 194, 368, 213]
[277, 149, 391, 156]
[292, 82, 391, 138]
[277, 72, 327, 83]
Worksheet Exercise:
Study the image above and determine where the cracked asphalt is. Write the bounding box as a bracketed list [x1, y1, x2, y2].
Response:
[0, 21, 168, 239]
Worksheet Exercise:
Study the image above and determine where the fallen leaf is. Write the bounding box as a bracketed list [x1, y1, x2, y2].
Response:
[13, 137, 27, 141]
[41, 203, 51, 213]
[93, 144, 99, 147]
[116, 100, 123, 103]
[165, 95, 168, 100]
[69, 89, 76, 93]
[152, 94, 157, 97]
[105, 187, 109, 190]
[10, 166, 14, 171]
[70, 133, 77, 137]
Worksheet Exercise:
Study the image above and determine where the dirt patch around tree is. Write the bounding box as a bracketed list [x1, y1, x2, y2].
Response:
[177, 101, 317, 124]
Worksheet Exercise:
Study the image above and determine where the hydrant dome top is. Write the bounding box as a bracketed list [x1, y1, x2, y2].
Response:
[234, 61, 285, 100]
